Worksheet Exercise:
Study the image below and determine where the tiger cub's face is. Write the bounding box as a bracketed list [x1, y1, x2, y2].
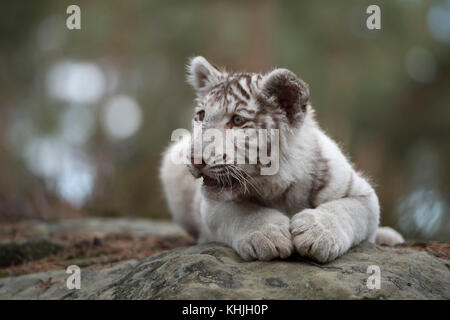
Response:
[186, 56, 310, 200]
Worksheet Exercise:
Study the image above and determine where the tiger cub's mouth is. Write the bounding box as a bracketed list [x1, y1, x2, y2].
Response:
[202, 174, 239, 189]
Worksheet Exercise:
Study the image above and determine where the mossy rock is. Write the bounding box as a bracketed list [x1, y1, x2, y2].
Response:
[0, 238, 64, 267]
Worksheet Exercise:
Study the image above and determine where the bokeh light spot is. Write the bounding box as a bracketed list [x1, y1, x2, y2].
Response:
[427, 0, 450, 43]
[46, 61, 106, 104]
[405, 47, 436, 83]
[102, 95, 143, 140]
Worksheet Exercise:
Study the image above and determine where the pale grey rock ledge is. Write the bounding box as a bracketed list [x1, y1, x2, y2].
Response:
[0, 242, 448, 300]
[29, 217, 188, 237]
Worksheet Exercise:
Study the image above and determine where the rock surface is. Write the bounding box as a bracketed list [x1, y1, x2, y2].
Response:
[0, 242, 448, 299]
[6, 217, 187, 238]
[0, 218, 193, 277]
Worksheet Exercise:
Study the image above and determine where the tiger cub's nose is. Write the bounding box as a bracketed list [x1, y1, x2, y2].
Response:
[191, 155, 206, 169]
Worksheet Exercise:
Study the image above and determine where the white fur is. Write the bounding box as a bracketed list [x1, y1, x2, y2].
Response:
[375, 227, 405, 246]
[160, 57, 404, 263]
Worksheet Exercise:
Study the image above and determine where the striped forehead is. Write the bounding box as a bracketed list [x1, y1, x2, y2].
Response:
[204, 73, 262, 113]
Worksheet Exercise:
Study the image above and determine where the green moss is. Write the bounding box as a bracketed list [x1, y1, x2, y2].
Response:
[0, 238, 64, 268]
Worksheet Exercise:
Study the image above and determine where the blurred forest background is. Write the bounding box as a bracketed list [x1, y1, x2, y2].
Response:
[0, 0, 449, 242]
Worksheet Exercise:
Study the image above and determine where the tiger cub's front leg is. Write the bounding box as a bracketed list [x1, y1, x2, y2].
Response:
[200, 200, 293, 261]
[290, 191, 379, 263]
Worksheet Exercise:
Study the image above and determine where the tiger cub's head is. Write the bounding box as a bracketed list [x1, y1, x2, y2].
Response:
[186, 56, 310, 200]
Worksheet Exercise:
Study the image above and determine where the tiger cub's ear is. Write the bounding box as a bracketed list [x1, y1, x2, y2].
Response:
[187, 56, 222, 95]
[261, 68, 310, 126]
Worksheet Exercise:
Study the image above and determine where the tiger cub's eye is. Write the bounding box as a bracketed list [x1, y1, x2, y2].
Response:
[196, 110, 205, 121]
[232, 115, 246, 126]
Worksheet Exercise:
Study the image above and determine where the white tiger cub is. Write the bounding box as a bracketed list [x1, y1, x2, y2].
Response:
[160, 56, 404, 263]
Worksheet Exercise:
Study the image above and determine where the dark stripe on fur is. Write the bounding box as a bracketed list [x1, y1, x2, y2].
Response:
[308, 138, 330, 208]
[344, 172, 354, 198]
